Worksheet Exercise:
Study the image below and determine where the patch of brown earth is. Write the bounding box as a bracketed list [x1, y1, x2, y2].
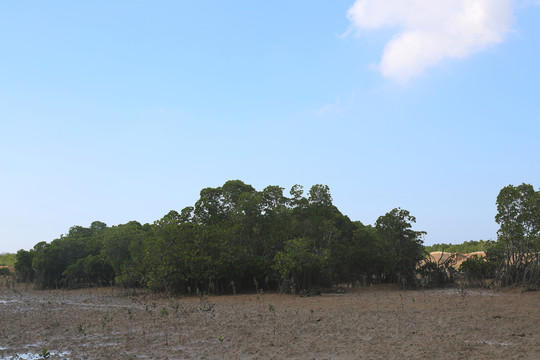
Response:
[0, 282, 538, 359]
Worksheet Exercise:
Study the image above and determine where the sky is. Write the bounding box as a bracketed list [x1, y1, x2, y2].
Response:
[1, 0, 539, 253]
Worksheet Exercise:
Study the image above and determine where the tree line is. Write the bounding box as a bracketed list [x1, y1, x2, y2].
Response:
[0, 253, 16, 267]
[425, 240, 496, 254]
[14, 181, 539, 292]
[14, 180, 426, 293]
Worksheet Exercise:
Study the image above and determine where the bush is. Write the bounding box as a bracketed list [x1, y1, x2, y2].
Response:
[459, 255, 497, 286]
[416, 260, 454, 287]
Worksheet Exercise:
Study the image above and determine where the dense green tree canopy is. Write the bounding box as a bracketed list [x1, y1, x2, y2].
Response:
[425, 240, 496, 254]
[15, 180, 430, 292]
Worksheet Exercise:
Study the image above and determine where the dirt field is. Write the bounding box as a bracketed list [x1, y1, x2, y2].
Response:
[0, 281, 538, 359]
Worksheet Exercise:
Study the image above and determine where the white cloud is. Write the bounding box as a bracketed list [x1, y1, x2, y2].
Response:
[347, 0, 515, 82]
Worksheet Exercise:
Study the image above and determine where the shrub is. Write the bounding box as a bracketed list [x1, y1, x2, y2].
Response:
[416, 260, 454, 287]
[460, 255, 497, 286]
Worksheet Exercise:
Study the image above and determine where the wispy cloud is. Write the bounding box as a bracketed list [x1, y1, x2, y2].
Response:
[347, 0, 515, 83]
[315, 97, 342, 117]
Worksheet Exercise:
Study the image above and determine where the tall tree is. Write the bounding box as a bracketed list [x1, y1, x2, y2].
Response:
[495, 183, 540, 287]
[375, 208, 426, 286]
[15, 249, 35, 282]
[496, 184, 539, 256]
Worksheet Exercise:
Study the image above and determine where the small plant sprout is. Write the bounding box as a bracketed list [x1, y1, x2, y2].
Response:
[170, 300, 181, 316]
[199, 294, 215, 312]
[161, 307, 169, 317]
[218, 335, 225, 359]
[268, 304, 277, 334]
[101, 312, 113, 333]
[39, 348, 51, 359]
[77, 324, 85, 335]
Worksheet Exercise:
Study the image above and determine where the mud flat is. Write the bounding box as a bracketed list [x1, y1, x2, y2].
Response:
[0, 283, 538, 359]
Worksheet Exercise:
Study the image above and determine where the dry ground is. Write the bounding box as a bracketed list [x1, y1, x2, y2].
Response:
[0, 280, 538, 359]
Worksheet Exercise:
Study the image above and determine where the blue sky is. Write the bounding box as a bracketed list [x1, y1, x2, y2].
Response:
[1, 1, 539, 253]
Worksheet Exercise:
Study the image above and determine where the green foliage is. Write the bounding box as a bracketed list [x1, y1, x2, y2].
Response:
[333, 222, 384, 285]
[0, 267, 11, 276]
[375, 208, 426, 286]
[424, 239, 505, 287]
[425, 240, 496, 254]
[460, 255, 497, 285]
[39, 349, 51, 359]
[15, 249, 35, 282]
[103, 222, 142, 276]
[274, 237, 329, 292]
[416, 260, 454, 286]
[62, 254, 114, 287]
[496, 184, 539, 250]
[30, 224, 110, 289]
[495, 183, 540, 289]
[0, 253, 16, 266]
[15, 180, 429, 293]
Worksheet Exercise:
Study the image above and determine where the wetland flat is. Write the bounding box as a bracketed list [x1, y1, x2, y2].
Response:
[0, 284, 538, 359]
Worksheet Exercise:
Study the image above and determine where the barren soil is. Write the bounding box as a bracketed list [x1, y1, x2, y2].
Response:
[1, 281, 538, 359]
